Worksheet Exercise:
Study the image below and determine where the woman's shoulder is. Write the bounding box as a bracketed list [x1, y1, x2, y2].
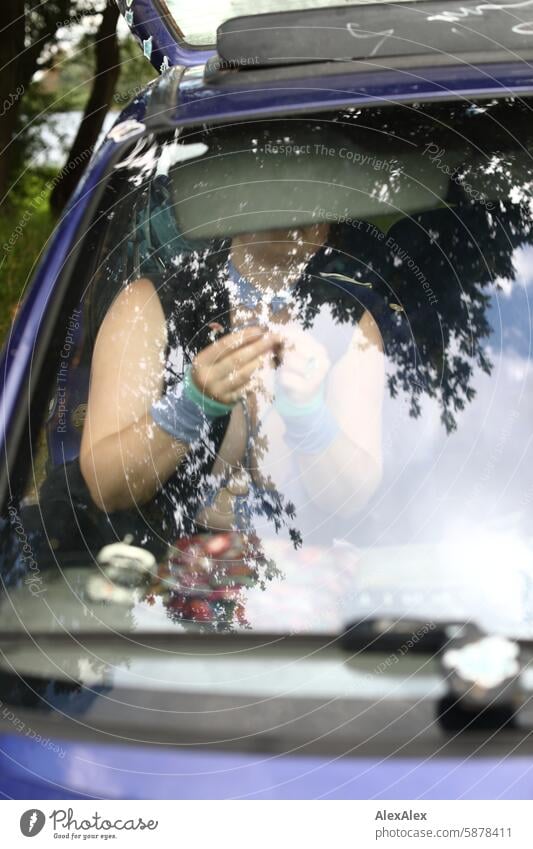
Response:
[88, 266, 193, 338]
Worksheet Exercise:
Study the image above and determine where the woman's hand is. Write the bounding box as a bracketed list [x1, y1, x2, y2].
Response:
[276, 326, 330, 405]
[191, 326, 281, 405]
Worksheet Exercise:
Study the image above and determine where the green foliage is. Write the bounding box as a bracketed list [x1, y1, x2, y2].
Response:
[49, 37, 96, 112]
[13, 86, 65, 191]
[20, 2, 105, 91]
[1, 17, 156, 342]
[114, 36, 158, 106]
[52, 34, 157, 112]
[0, 171, 57, 343]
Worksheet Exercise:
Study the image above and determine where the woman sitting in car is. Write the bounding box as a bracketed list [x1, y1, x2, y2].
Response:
[79, 218, 385, 549]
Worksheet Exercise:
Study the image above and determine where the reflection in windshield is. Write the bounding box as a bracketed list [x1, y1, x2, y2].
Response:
[3, 98, 533, 639]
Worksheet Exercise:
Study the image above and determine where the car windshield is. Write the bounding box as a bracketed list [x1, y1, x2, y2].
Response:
[3, 96, 533, 646]
[164, 0, 415, 45]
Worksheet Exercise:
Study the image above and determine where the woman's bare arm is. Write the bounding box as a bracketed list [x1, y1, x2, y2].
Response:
[80, 278, 280, 512]
[80, 278, 188, 511]
[291, 311, 385, 514]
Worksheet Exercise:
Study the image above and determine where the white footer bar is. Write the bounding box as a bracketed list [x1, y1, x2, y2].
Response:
[3, 800, 533, 847]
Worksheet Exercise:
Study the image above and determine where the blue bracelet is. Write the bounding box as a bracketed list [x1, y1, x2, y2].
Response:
[151, 367, 232, 445]
[275, 387, 340, 455]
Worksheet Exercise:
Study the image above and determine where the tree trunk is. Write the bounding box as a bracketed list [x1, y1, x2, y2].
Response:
[50, 3, 120, 215]
[0, 0, 26, 202]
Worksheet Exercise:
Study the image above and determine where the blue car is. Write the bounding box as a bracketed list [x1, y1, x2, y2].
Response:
[2, 0, 533, 800]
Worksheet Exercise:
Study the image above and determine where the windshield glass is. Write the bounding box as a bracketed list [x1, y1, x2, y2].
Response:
[3, 96, 533, 647]
[163, 0, 415, 45]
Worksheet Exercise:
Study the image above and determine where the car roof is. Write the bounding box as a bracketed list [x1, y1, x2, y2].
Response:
[132, 58, 531, 131]
[114, 0, 533, 126]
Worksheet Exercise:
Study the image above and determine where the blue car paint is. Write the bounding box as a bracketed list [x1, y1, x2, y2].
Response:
[2, 2, 533, 799]
[1, 732, 533, 800]
[176, 61, 533, 125]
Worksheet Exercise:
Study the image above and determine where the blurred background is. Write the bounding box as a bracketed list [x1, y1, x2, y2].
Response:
[0, 1, 156, 343]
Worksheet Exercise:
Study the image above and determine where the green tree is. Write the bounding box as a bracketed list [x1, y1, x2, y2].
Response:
[0, 1, 105, 202]
[49, 2, 120, 213]
[46, 20, 157, 212]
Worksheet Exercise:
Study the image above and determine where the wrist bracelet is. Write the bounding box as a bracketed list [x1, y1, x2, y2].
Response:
[282, 402, 340, 455]
[151, 386, 209, 445]
[183, 366, 235, 417]
[274, 385, 325, 418]
[275, 384, 339, 455]
[150, 367, 233, 446]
